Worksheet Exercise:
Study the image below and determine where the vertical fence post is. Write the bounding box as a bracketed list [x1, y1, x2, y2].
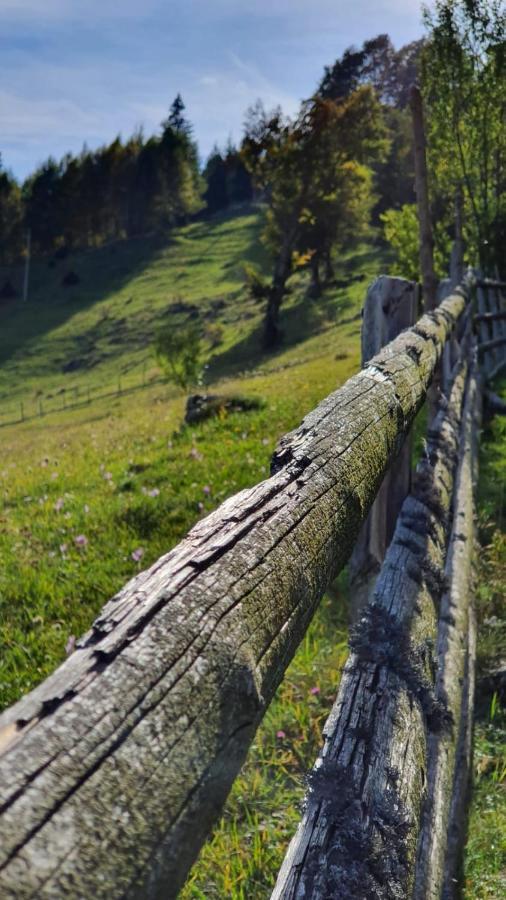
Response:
[348, 275, 419, 617]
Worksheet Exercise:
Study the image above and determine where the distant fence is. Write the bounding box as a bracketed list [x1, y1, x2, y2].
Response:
[0, 358, 165, 428]
[0, 273, 504, 899]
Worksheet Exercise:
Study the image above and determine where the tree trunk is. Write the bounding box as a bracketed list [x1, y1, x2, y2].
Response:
[410, 85, 438, 312]
[307, 253, 322, 299]
[323, 248, 334, 283]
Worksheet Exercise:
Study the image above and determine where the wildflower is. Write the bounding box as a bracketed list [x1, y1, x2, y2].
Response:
[262, 438, 269, 446]
[103, 471, 113, 482]
[276, 730, 286, 739]
[54, 497, 64, 512]
[131, 547, 144, 563]
[60, 543, 68, 555]
[202, 485, 211, 495]
[65, 635, 76, 656]
[148, 488, 160, 498]
[309, 686, 320, 695]
[83, 504, 90, 514]
[198, 501, 204, 512]
[74, 534, 88, 548]
[51, 472, 58, 480]
[189, 447, 203, 461]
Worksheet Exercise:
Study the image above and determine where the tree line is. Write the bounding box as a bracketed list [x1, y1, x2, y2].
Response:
[2, 3, 503, 349]
[0, 95, 253, 261]
[0, 35, 418, 274]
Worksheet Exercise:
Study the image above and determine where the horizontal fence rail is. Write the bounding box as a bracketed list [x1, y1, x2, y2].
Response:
[272, 353, 480, 899]
[0, 287, 469, 899]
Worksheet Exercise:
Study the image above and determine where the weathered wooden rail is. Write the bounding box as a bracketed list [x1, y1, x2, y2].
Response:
[0, 285, 469, 899]
[272, 354, 480, 899]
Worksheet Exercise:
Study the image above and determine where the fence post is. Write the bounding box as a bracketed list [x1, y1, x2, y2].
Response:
[348, 275, 418, 616]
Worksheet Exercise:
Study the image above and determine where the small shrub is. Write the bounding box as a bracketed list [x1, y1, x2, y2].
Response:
[154, 321, 203, 392]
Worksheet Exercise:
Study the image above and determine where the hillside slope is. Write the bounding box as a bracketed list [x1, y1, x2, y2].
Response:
[0, 209, 383, 709]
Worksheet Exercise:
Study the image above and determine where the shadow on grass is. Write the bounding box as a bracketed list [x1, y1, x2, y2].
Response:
[0, 207, 262, 374]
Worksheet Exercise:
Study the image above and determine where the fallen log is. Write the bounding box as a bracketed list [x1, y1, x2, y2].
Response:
[272, 361, 468, 900]
[0, 290, 467, 900]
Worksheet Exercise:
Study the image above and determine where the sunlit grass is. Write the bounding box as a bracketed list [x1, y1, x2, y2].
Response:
[464, 383, 506, 898]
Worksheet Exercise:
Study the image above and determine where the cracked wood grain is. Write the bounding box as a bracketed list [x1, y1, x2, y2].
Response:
[0, 289, 467, 900]
[414, 364, 481, 900]
[272, 361, 469, 900]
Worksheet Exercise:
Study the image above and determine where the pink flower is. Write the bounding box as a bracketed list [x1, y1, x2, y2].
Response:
[65, 635, 76, 655]
[149, 488, 160, 498]
[74, 534, 88, 548]
[309, 686, 320, 695]
[202, 485, 211, 495]
[276, 730, 286, 739]
[131, 547, 144, 563]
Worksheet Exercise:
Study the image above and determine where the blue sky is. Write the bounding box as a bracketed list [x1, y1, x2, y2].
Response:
[1, 0, 425, 182]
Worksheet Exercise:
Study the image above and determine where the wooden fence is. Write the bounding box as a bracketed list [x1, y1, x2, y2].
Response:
[0, 273, 503, 899]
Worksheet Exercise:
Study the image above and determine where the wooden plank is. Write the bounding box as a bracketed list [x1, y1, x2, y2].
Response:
[478, 335, 506, 354]
[474, 311, 506, 324]
[272, 361, 468, 900]
[0, 290, 467, 900]
[476, 278, 506, 290]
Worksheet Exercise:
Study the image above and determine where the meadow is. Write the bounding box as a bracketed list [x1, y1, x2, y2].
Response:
[0, 208, 503, 896]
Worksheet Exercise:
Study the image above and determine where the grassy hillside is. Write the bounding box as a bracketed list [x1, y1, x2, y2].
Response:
[0, 208, 382, 896]
[0, 208, 379, 709]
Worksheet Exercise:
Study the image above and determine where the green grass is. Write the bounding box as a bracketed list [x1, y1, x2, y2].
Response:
[0, 210, 379, 711]
[464, 381, 506, 899]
